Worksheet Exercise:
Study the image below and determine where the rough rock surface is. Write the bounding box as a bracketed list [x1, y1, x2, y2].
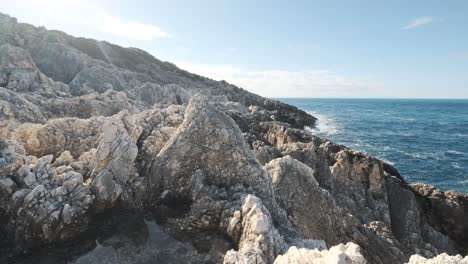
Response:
[407, 253, 468, 264]
[0, 12, 467, 264]
[274, 242, 366, 264]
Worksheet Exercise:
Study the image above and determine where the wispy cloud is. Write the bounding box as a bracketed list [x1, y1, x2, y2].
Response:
[403, 16, 434, 30]
[176, 62, 382, 98]
[98, 15, 169, 41]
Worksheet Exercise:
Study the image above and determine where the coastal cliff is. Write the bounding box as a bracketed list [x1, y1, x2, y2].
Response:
[0, 13, 467, 264]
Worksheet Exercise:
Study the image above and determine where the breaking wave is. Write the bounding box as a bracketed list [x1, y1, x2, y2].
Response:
[306, 111, 339, 136]
[446, 150, 465, 156]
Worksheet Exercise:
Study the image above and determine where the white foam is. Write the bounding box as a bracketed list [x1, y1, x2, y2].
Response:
[446, 150, 464, 155]
[401, 151, 443, 161]
[450, 162, 463, 169]
[378, 157, 395, 166]
[382, 146, 393, 151]
[393, 116, 416, 122]
[306, 111, 339, 136]
[458, 178, 468, 185]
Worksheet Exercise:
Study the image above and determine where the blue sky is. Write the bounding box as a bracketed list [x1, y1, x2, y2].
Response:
[2, 0, 468, 98]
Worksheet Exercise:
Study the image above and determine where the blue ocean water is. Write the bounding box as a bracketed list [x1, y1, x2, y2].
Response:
[280, 98, 468, 192]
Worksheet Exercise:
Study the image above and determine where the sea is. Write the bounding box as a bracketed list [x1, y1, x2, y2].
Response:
[279, 98, 468, 193]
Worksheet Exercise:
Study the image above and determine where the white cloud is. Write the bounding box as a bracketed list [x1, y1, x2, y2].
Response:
[98, 15, 169, 41]
[176, 62, 382, 98]
[403, 16, 434, 29]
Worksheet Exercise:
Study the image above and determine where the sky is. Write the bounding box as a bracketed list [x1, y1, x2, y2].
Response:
[1, 0, 467, 98]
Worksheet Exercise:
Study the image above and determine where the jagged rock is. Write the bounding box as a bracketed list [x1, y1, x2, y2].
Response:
[53, 150, 74, 166]
[223, 194, 289, 264]
[0, 11, 466, 264]
[252, 141, 280, 165]
[26, 89, 144, 119]
[140, 125, 176, 158]
[273, 132, 465, 263]
[127, 83, 192, 106]
[6, 155, 93, 250]
[91, 111, 139, 208]
[92, 170, 122, 209]
[386, 176, 460, 257]
[0, 177, 16, 196]
[0, 87, 47, 135]
[265, 156, 343, 244]
[274, 242, 367, 264]
[329, 150, 391, 224]
[7, 116, 104, 157]
[29, 39, 87, 85]
[407, 253, 468, 264]
[0, 177, 16, 212]
[94, 111, 139, 183]
[69, 62, 147, 95]
[0, 139, 25, 175]
[0, 44, 35, 69]
[0, 44, 70, 95]
[0, 14, 22, 46]
[0, 12, 315, 128]
[411, 184, 468, 251]
[264, 155, 406, 264]
[148, 95, 276, 211]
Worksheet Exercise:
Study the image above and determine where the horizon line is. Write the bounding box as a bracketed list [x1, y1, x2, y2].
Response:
[273, 97, 468, 100]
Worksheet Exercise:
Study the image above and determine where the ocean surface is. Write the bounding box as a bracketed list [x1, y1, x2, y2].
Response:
[279, 98, 468, 192]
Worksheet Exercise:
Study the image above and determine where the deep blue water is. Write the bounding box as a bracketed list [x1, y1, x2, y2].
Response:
[279, 98, 468, 192]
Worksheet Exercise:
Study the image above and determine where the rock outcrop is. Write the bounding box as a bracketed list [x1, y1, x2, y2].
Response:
[407, 253, 468, 264]
[273, 242, 366, 264]
[0, 12, 466, 264]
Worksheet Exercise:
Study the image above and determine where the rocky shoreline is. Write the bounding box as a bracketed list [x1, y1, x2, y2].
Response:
[0, 13, 467, 263]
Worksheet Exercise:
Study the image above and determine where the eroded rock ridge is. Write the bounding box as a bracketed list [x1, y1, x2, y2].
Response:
[0, 13, 467, 264]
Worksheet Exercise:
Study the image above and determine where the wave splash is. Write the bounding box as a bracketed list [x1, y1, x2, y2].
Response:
[306, 111, 339, 136]
[446, 150, 465, 156]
